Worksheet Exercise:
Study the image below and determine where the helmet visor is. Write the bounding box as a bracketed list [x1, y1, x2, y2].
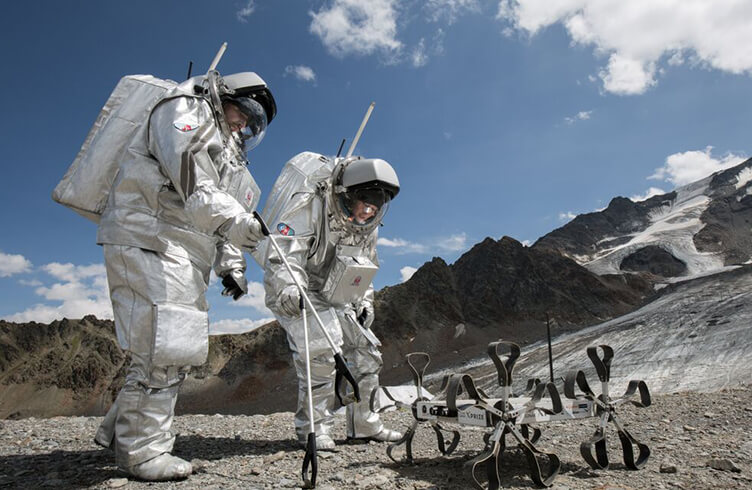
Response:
[224, 96, 268, 152]
[338, 188, 392, 228]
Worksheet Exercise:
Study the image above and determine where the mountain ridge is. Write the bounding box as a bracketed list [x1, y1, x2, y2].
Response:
[3, 159, 751, 419]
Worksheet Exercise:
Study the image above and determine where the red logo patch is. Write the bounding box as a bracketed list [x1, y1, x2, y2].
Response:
[173, 122, 199, 132]
[277, 223, 295, 236]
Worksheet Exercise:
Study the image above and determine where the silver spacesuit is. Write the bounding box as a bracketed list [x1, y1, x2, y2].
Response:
[88, 71, 276, 480]
[258, 152, 401, 449]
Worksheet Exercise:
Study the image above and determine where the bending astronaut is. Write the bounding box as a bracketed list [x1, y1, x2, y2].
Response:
[258, 152, 402, 450]
[91, 71, 277, 480]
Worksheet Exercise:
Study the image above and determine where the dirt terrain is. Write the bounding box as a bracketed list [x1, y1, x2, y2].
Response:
[1, 387, 750, 489]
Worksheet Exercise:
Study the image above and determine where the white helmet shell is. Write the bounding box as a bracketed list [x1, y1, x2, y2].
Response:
[329, 157, 400, 235]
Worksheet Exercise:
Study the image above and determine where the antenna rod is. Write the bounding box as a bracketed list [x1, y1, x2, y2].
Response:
[336, 138, 346, 158]
[186, 61, 193, 80]
[207, 42, 228, 73]
[345, 102, 375, 158]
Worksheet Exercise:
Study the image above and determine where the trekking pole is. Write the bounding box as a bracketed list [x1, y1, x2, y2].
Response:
[300, 296, 318, 489]
[253, 211, 361, 405]
[345, 102, 375, 158]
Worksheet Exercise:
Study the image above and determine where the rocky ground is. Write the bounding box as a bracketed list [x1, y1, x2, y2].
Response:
[1, 386, 751, 489]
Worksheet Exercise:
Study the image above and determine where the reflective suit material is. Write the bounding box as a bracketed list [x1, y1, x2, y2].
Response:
[97, 244, 208, 466]
[261, 153, 382, 440]
[95, 83, 260, 468]
[52, 75, 175, 223]
[97, 90, 260, 271]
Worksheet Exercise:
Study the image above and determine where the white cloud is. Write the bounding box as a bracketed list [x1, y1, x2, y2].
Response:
[559, 211, 577, 222]
[378, 233, 467, 255]
[411, 38, 429, 67]
[284, 65, 317, 82]
[19, 279, 42, 287]
[649, 146, 747, 186]
[0, 251, 32, 277]
[42, 262, 105, 282]
[432, 28, 446, 56]
[237, 0, 256, 23]
[425, 0, 480, 24]
[4, 262, 112, 323]
[437, 233, 467, 252]
[210, 317, 274, 335]
[378, 237, 429, 254]
[309, 0, 402, 58]
[599, 53, 656, 95]
[229, 280, 273, 316]
[497, 0, 752, 95]
[400, 266, 417, 282]
[564, 110, 592, 125]
[521, 240, 532, 247]
[630, 187, 666, 202]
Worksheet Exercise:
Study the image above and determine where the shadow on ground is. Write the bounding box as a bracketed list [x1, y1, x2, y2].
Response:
[0, 436, 298, 489]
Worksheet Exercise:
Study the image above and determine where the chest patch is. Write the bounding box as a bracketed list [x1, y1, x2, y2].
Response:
[277, 222, 295, 236]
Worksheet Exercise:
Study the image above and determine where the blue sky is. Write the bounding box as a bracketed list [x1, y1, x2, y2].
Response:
[1, 0, 751, 332]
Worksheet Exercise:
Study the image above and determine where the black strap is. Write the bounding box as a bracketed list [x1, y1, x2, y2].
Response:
[386, 422, 417, 464]
[431, 422, 461, 456]
[487, 341, 520, 387]
[580, 423, 610, 470]
[567, 344, 651, 471]
[587, 345, 614, 382]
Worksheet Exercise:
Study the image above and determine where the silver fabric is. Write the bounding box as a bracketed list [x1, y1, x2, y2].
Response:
[92, 84, 259, 458]
[52, 75, 176, 223]
[213, 242, 246, 278]
[278, 284, 302, 317]
[260, 152, 386, 440]
[128, 453, 192, 481]
[97, 82, 261, 271]
[218, 212, 264, 250]
[84, 74, 265, 469]
[97, 245, 208, 466]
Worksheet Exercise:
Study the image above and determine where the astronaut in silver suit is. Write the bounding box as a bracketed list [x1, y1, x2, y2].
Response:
[259, 152, 402, 450]
[92, 71, 277, 480]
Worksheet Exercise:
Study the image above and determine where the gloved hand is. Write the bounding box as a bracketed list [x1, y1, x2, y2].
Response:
[221, 213, 264, 250]
[278, 285, 302, 317]
[357, 301, 374, 329]
[221, 269, 248, 301]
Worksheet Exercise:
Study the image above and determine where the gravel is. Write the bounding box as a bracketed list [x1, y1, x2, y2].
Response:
[1, 387, 751, 489]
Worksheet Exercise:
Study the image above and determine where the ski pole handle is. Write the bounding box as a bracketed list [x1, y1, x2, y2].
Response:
[255, 210, 271, 236]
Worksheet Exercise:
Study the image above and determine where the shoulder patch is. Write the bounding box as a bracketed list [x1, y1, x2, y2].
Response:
[277, 222, 295, 236]
[173, 121, 200, 132]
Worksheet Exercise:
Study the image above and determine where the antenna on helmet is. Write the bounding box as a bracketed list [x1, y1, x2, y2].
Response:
[345, 102, 375, 158]
[207, 42, 228, 74]
[336, 139, 346, 158]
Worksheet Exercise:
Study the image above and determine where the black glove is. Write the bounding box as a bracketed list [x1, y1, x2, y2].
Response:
[221, 269, 248, 301]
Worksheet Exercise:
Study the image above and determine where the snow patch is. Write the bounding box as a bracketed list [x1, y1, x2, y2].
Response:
[735, 166, 752, 189]
[584, 181, 723, 276]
